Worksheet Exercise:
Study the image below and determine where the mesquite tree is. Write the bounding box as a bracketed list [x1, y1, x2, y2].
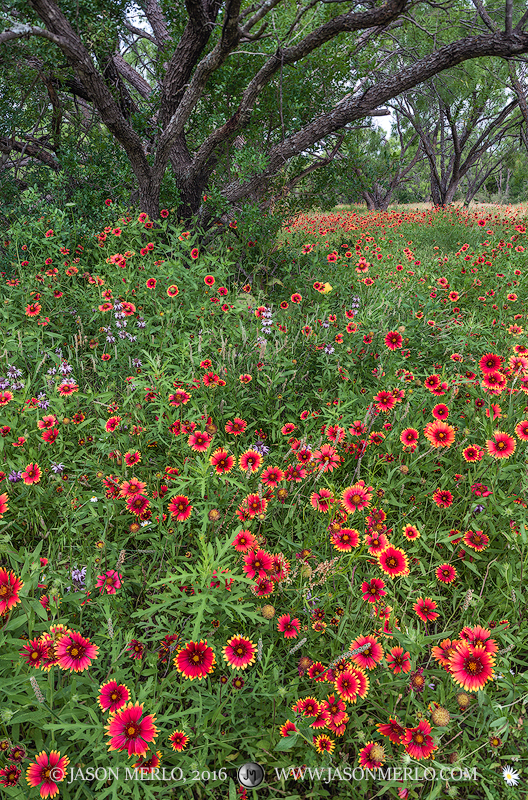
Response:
[2, 0, 528, 227]
[388, 63, 523, 206]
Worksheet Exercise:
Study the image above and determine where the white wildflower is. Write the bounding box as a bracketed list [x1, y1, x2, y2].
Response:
[502, 766, 520, 786]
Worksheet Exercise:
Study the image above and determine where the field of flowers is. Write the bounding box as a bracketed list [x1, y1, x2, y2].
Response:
[0, 200, 527, 800]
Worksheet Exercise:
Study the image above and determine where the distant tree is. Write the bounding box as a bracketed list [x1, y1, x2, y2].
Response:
[345, 118, 426, 210]
[387, 60, 524, 206]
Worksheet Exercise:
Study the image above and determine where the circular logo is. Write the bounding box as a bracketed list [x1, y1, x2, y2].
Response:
[237, 762, 265, 788]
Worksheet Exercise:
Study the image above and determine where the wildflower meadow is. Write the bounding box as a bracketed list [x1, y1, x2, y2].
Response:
[0, 199, 527, 800]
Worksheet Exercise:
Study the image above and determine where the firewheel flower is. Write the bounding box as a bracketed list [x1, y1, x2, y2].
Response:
[26, 750, 69, 798]
[242, 549, 272, 579]
[105, 702, 158, 757]
[168, 731, 189, 751]
[349, 635, 384, 670]
[377, 546, 409, 579]
[331, 528, 359, 552]
[384, 331, 403, 350]
[435, 564, 457, 584]
[174, 640, 216, 680]
[222, 635, 257, 670]
[485, 430, 516, 459]
[95, 570, 122, 595]
[413, 597, 439, 623]
[314, 734, 335, 754]
[231, 529, 257, 552]
[277, 614, 301, 639]
[361, 578, 387, 604]
[0, 764, 21, 787]
[98, 681, 130, 713]
[0, 568, 23, 615]
[341, 480, 373, 514]
[21, 463, 41, 485]
[386, 646, 411, 675]
[56, 630, 99, 672]
[423, 420, 456, 448]
[448, 643, 495, 691]
[401, 719, 438, 760]
[358, 741, 385, 768]
[167, 495, 192, 521]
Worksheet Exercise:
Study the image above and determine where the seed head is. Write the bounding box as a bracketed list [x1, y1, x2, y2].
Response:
[261, 604, 275, 620]
[430, 706, 450, 727]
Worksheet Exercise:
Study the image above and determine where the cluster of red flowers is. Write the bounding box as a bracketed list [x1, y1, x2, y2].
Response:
[282, 635, 393, 754]
[19, 624, 98, 672]
[377, 717, 438, 761]
[172, 634, 258, 681]
[231, 531, 291, 598]
[432, 624, 498, 691]
[7, 208, 528, 782]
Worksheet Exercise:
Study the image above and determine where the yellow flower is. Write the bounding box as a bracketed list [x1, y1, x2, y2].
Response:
[321, 283, 333, 294]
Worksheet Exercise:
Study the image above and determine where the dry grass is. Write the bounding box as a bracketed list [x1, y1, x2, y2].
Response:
[333, 201, 528, 216]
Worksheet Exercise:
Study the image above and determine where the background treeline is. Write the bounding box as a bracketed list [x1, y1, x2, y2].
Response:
[2, 0, 528, 235]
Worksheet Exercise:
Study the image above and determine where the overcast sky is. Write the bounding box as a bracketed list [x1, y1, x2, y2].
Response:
[374, 113, 394, 137]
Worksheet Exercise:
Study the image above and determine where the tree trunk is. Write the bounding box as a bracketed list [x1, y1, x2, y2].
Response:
[505, 167, 511, 200]
[429, 165, 443, 206]
[137, 176, 162, 220]
[361, 182, 393, 211]
[362, 190, 375, 211]
[380, 194, 392, 211]
[444, 181, 459, 205]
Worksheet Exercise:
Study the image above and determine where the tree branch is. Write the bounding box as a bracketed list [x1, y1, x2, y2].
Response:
[0, 21, 64, 46]
[123, 20, 158, 45]
[113, 52, 154, 98]
[187, 0, 408, 180]
[220, 30, 528, 206]
[0, 137, 60, 171]
[25, 0, 153, 190]
[470, 0, 497, 33]
[144, 0, 172, 46]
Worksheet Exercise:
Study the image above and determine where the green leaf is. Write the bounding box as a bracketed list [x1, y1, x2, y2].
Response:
[274, 734, 298, 751]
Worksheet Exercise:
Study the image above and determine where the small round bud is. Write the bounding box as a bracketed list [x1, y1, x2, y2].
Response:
[261, 604, 275, 620]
